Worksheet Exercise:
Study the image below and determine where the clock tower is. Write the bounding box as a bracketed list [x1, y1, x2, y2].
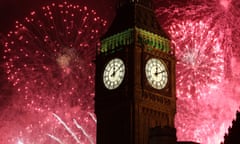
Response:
[95, 0, 176, 144]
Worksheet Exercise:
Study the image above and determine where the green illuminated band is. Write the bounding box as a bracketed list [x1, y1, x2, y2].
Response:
[100, 27, 171, 53]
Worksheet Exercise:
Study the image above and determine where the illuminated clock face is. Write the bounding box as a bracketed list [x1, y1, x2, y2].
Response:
[103, 58, 125, 90]
[145, 58, 168, 90]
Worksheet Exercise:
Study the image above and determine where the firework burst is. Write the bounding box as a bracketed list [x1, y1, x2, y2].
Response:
[155, 0, 240, 143]
[4, 1, 106, 111]
[169, 20, 224, 99]
[1, 1, 106, 143]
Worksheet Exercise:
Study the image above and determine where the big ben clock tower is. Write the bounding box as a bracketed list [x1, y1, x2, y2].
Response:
[95, 0, 176, 144]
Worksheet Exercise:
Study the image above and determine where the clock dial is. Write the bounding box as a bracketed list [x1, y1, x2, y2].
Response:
[145, 58, 168, 90]
[103, 58, 125, 90]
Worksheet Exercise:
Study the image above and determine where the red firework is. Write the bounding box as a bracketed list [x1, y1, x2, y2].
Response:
[3, 1, 106, 111]
[1, 1, 106, 143]
[155, 0, 240, 143]
[169, 20, 224, 99]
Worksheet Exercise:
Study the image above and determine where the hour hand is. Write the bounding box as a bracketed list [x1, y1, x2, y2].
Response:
[111, 67, 116, 77]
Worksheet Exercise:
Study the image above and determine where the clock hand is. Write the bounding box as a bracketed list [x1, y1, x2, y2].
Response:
[115, 64, 124, 72]
[111, 66, 116, 77]
[111, 64, 124, 77]
[159, 70, 166, 74]
[155, 70, 166, 76]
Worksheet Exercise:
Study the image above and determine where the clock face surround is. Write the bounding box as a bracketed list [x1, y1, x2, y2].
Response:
[103, 58, 125, 90]
[145, 58, 168, 90]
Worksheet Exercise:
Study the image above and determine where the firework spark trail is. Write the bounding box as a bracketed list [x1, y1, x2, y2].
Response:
[47, 134, 64, 144]
[88, 112, 97, 123]
[52, 113, 81, 144]
[73, 119, 94, 144]
[155, 0, 240, 143]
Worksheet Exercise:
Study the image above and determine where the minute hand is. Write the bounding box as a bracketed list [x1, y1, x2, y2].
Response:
[115, 64, 124, 72]
[111, 64, 123, 77]
[155, 70, 166, 76]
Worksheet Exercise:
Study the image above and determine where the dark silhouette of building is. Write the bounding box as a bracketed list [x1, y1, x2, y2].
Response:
[149, 126, 177, 144]
[222, 111, 240, 144]
[95, 0, 198, 143]
[95, 0, 176, 144]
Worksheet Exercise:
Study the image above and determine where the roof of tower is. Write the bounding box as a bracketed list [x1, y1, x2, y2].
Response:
[102, 0, 169, 39]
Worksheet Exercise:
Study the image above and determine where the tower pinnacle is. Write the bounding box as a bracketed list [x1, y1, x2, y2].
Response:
[103, 0, 168, 39]
[117, 0, 153, 9]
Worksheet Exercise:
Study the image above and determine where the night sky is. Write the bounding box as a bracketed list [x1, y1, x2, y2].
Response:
[0, 0, 116, 33]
